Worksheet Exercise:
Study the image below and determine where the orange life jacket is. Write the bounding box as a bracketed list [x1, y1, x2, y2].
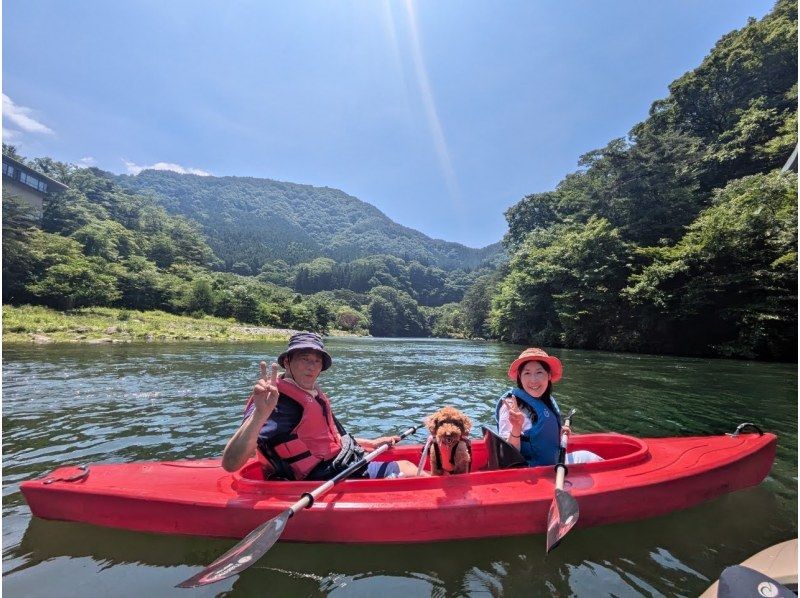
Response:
[254, 378, 344, 480]
[432, 436, 472, 473]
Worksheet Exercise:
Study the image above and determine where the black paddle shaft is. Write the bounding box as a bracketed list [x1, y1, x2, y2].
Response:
[296, 424, 419, 509]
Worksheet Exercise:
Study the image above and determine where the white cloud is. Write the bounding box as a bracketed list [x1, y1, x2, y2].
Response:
[78, 156, 96, 167]
[2, 94, 54, 135]
[3, 127, 19, 143]
[123, 159, 211, 177]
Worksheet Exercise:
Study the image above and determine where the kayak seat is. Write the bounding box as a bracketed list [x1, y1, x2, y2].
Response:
[481, 426, 528, 470]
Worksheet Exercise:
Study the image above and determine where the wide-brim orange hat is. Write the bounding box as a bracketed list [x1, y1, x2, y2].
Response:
[507, 348, 563, 383]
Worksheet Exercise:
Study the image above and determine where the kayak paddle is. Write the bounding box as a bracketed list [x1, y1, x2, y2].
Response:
[177, 424, 419, 588]
[715, 565, 795, 598]
[545, 408, 578, 553]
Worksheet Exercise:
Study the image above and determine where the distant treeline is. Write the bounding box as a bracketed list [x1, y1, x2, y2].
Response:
[460, 0, 798, 360]
[2, 152, 470, 337]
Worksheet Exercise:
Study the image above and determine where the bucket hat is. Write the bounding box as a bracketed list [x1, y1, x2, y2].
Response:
[278, 332, 332, 371]
[507, 348, 562, 383]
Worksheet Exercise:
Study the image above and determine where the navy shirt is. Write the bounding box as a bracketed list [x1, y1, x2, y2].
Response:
[243, 395, 304, 444]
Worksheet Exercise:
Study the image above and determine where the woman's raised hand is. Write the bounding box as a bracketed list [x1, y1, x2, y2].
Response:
[251, 361, 279, 418]
[504, 397, 525, 434]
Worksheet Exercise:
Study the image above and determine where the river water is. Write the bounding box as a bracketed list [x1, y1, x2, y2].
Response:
[2, 338, 797, 597]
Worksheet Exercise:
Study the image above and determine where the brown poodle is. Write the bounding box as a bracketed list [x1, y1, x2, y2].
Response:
[425, 406, 472, 475]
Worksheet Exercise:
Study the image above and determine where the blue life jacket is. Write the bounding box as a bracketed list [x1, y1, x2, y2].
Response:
[495, 387, 561, 467]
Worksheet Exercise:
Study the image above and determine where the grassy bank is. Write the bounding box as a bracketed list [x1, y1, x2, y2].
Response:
[2, 305, 302, 344]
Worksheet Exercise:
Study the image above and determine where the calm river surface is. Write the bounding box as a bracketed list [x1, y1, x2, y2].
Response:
[2, 338, 797, 597]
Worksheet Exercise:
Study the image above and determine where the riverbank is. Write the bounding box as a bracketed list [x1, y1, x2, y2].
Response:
[2, 305, 359, 344]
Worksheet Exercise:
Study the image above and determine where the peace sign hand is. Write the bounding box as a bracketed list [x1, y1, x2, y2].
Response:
[504, 397, 525, 435]
[251, 361, 279, 419]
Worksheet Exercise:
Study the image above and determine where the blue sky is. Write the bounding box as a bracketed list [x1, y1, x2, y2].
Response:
[3, 1, 775, 248]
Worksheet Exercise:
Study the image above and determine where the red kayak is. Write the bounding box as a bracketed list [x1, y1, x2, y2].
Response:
[20, 430, 776, 543]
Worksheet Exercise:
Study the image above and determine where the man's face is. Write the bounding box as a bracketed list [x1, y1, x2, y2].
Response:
[286, 350, 324, 390]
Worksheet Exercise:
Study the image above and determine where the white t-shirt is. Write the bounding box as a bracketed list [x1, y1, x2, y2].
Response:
[497, 400, 535, 441]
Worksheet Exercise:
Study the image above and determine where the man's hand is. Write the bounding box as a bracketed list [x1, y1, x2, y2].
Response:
[251, 361, 279, 419]
[222, 361, 279, 473]
[372, 435, 400, 448]
[357, 436, 400, 451]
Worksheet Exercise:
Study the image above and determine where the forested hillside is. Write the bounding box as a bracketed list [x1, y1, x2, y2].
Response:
[2, 152, 482, 337]
[113, 169, 501, 272]
[463, 0, 797, 359]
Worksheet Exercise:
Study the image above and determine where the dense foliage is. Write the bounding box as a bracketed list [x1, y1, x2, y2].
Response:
[481, 0, 797, 360]
[289, 255, 486, 306]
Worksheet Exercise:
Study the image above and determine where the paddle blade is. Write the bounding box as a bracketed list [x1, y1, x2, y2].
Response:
[718, 565, 795, 598]
[176, 509, 291, 588]
[545, 489, 579, 553]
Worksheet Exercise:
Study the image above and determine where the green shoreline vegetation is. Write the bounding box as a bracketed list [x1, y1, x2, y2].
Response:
[2, 305, 306, 344]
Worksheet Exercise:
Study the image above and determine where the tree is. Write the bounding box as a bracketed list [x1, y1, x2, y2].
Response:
[2, 143, 24, 161]
[289, 302, 319, 331]
[2, 196, 39, 302]
[335, 306, 368, 332]
[626, 171, 797, 359]
[27, 259, 120, 309]
[257, 259, 292, 286]
[116, 256, 176, 310]
[42, 190, 98, 235]
[29, 156, 76, 185]
[503, 192, 560, 253]
[147, 233, 176, 268]
[491, 218, 633, 349]
[72, 220, 139, 261]
[460, 272, 502, 338]
[219, 285, 262, 324]
[367, 286, 428, 337]
[367, 295, 398, 337]
[186, 278, 217, 314]
[423, 303, 465, 338]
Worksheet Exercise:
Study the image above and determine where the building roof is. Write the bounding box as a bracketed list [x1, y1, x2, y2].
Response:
[2, 153, 70, 191]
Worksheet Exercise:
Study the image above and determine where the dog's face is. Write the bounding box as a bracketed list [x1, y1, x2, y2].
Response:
[436, 423, 463, 448]
[426, 407, 472, 448]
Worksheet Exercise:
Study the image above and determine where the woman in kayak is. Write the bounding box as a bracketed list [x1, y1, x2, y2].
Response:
[496, 348, 601, 466]
[222, 332, 425, 480]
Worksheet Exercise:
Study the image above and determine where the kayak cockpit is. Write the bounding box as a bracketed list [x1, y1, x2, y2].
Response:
[233, 432, 650, 487]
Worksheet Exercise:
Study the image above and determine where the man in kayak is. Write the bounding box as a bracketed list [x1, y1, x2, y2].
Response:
[496, 348, 602, 466]
[222, 332, 425, 480]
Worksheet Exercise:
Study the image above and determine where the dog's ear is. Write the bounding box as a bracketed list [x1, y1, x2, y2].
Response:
[424, 413, 437, 434]
[462, 414, 473, 436]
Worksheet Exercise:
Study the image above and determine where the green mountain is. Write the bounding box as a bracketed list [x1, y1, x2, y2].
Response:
[113, 170, 502, 274]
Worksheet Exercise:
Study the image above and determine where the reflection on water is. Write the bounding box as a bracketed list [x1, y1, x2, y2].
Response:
[3, 339, 797, 597]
